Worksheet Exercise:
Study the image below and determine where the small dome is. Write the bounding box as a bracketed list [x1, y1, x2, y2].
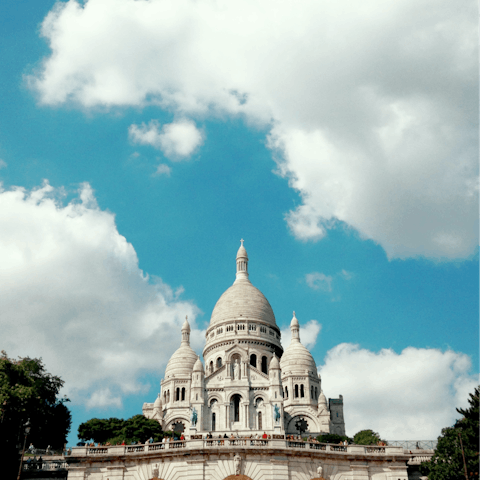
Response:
[165, 344, 198, 378]
[269, 355, 280, 370]
[281, 316, 317, 375]
[193, 356, 204, 372]
[237, 245, 248, 259]
[154, 394, 162, 408]
[318, 390, 327, 405]
[281, 340, 317, 375]
[182, 318, 191, 332]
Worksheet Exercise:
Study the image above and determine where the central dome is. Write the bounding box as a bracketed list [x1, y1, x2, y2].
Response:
[210, 281, 277, 328]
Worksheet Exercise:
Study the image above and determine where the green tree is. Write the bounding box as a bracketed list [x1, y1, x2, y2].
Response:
[78, 414, 163, 444]
[316, 433, 351, 444]
[353, 429, 384, 445]
[0, 351, 71, 476]
[421, 386, 479, 480]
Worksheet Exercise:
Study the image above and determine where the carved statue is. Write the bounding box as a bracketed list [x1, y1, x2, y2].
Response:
[190, 406, 198, 427]
[233, 360, 240, 380]
[234, 453, 241, 475]
[152, 464, 159, 478]
[317, 465, 323, 475]
[273, 404, 281, 424]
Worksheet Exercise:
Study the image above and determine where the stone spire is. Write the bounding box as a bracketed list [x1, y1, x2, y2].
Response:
[181, 316, 191, 345]
[235, 239, 249, 283]
[290, 311, 300, 343]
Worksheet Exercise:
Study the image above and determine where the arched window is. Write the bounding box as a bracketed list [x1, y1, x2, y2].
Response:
[250, 354, 257, 368]
[164, 392, 167, 403]
[181, 387, 185, 401]
[261, 356, 268, 374]
[232, 394, 241, 422]
[217, 357, 222, 368]
[258, 411, 262, 430]
[311, 385, 314, 399]
[294, 384, 299, 398]
[176, 388, 180, 401]
[196, 393, 198, 401]
[315, 387, 318, 399]
[209, 361, 214, 373]
[212, 413, 216, 431]
[167, 390, 170, 403]
[285, 386, 288, 398]
[300, 384, 305, 398]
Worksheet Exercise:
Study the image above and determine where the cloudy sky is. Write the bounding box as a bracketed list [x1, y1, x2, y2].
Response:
[1, 0, 478, 444]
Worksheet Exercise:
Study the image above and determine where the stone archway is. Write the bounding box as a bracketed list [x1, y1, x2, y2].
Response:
[223, 476, 253, 480]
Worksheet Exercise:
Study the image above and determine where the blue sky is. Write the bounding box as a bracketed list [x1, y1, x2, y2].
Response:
[1, 0, 478, 444]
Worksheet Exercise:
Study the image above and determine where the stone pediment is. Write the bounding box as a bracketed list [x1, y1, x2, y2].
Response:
[206, 364, 226, 382]
[224, 343, 249, 357]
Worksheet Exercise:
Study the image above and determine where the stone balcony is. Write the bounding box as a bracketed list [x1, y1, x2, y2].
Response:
[70, 439, 407, 459]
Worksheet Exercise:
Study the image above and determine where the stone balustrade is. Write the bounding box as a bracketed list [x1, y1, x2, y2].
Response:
[23, 460, 69, 471]
[71, 440, 405, 458]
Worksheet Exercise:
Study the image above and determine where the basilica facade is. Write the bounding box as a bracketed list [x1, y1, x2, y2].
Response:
[143, 241, 345, 438]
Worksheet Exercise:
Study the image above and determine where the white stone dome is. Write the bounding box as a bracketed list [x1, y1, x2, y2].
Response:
[154, 394, 162, 408]
[269, 355, 280, 370]
[280, 341, 317, 374]
[210, 281, 277, 328]
[280, 313, 317, 375]
[193, 356, 204, 372]
[165, 343, 198, 378]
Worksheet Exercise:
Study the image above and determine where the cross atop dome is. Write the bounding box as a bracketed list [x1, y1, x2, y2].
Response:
[240, 238, 244, 246]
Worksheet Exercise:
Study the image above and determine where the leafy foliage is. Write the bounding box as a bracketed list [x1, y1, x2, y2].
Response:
[78, 414, 164, 444]
[0, 351, 71, 477]
[0, 351, 71, 450]
[316, 433, 351, 444]
[353, 429, 385, 446]
[421, 386, 479, 480]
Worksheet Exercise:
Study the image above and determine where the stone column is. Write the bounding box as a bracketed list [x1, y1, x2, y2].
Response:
[225, 404, 230, 430]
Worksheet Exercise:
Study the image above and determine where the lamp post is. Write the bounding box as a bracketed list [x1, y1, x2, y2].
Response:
[16, 419, 31, 480]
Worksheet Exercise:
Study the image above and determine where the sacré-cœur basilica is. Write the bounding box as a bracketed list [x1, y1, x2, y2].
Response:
[68, 241, 411, 480]
[142, 240, 345, 438]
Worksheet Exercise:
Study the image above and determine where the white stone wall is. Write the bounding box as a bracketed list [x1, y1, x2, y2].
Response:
[68, 447, 410, 480]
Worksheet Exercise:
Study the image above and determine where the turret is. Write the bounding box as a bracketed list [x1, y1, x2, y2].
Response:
[269, 355, 283, 401]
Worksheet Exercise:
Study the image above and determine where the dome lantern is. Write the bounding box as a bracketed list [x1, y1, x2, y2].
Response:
[290, 311, 300, 343]
[235, 239, 249, 283]
[181, 316, 191, 345]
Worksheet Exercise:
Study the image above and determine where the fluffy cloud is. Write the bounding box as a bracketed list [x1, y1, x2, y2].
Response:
[0, 160, 7, 169]
[154, 164, 172, 176]
[281, 319, 321, 350]
[0, 181, 203, 407]
[305, 272, 333, 292]
[29, 0, 478, 259]
[320, 344, 479, 439]
[129, 119, 203, 159]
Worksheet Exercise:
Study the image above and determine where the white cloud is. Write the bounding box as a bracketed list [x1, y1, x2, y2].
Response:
[86, 388, 122, 409]
[29, 0, 478, 259]
[0, 181, 204, 407]
[281, 319, 321, 350]
[154, 163, 171, 176]
[305, 272, 332, 292]
[129, 119, 203, 159]
[319, 343, 479, 439]
[0, 159, 7, 169]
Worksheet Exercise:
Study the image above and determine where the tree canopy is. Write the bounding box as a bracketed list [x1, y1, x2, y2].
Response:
[78, 414, 164, 444]
[421, 386, 479, 480]
[353, 429, 385, 446]
[0, 351, 71, 450]
[316, 433, 351, 444]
